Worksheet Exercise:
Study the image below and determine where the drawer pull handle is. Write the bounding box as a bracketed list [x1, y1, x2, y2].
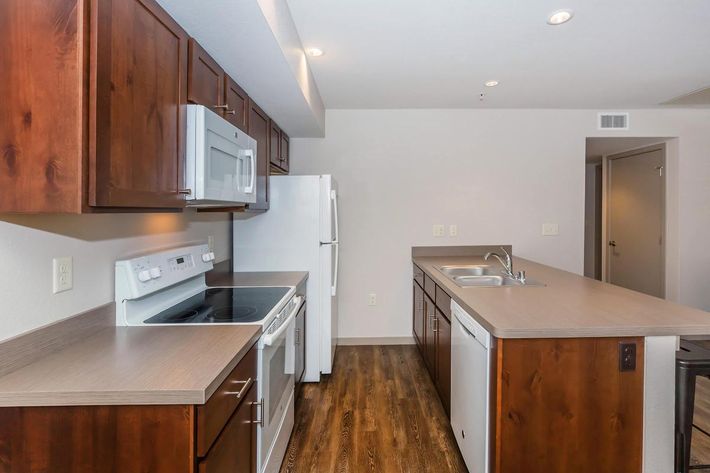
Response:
[225, 377, 253, 399]
[250, 398, 265, 427]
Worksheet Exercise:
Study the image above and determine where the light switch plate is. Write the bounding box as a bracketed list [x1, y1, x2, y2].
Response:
[449, 224, 458, 237]
[433, 224, 445, 237]
[53, 257, 73, 294]
[542, 223, 559, 236]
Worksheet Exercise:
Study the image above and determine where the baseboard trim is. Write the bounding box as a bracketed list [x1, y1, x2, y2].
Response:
[338, 336, 415, 346]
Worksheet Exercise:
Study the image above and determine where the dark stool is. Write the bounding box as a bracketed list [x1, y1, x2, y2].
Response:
[676, 340, 710, 472]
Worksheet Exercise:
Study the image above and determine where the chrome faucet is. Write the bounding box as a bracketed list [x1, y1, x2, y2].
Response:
[484, 247, 514, 278]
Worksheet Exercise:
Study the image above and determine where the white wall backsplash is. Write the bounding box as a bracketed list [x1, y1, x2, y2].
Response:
[0, 210, 231, 342]
[291, 109, 710, 340]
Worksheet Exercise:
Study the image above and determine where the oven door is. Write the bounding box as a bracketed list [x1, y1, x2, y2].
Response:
[258, 298, 301, 470]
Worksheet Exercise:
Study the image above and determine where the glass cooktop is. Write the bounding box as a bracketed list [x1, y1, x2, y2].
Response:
[144, 287, 290, 324]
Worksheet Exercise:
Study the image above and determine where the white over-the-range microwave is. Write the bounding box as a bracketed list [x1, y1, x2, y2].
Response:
[185, 104, 257, 207]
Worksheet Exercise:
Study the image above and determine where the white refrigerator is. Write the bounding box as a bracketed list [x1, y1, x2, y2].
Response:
[233, 175, 339, 382]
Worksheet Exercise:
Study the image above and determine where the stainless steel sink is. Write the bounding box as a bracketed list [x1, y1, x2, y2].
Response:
[453, 275, 544, 287]
[438, 265, 544, 288]
[438, 265, 497, 277]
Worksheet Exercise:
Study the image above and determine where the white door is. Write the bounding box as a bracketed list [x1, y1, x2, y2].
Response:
[607, 147, 665, 297]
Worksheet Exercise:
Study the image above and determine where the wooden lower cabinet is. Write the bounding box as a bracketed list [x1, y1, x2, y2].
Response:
[413, 273, 452, 416]
[198, 383, 257, 473]
[435, 309, 451, 415]
[423, 293, 437, 376]
[0, 343, 259, 473]
[413, 281, 425, 349]
[492, 337, 644, 473]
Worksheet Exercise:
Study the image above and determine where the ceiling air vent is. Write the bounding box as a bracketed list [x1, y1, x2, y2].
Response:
[598, 112, 629, 130]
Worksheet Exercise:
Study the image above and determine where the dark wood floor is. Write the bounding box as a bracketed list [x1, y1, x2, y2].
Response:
[280, 345, 467, 473]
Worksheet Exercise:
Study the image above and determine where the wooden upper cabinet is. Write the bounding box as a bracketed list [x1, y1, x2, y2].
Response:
[0, 0, 85, 212]
[279, 132, 290, 173]
[224, 76, 249, 133]
[269, 121, 281, 168]
[246, 100, 270, 212]
[187, 39, 224, 111]
[89, 0, 188, 208]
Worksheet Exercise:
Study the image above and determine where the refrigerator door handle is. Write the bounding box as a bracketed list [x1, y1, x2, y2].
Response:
[331, 189, 339, 243]
[332, 242, 339, 296]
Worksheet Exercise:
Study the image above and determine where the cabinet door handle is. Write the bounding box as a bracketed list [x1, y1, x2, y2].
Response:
[251, 398, 265, 426]
[225, 377, 253, 399]
[225, 109, 236, 115]
[213, 104, 229, 110]
[178, 188, 192, 195]
[295, 328, 300, 345]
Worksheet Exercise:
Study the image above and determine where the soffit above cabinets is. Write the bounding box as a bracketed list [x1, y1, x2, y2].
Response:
[157, 0, 325, 137]
[285, 0, 710, 109]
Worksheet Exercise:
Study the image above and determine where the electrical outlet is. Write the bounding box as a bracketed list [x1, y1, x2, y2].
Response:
[53, 257, 73, 294]
[449, 224, 458, 237]
[368, 293, 377, 306]
[542, 223, 559, 236]
[619, 342, 637, 372]
[207, 235, 215, 252]
[433, 224, 445, 237]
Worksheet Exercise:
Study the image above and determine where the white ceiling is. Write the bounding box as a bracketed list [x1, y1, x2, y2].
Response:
[286, 0, 710, 109]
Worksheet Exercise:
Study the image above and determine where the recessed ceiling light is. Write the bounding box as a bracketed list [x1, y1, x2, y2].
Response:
[485, 80, 499, 87]
[306, 48, 324, 57]
[547, 9, 574, 25]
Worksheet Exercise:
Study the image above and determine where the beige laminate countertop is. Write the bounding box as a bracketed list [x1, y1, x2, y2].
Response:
[414, 255, 710, 339]
[0, 270, 308, 407]
[0, 325, 261, 407]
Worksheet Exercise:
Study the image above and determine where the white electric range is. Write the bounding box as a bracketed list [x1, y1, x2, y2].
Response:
[115, 243, 302, 473]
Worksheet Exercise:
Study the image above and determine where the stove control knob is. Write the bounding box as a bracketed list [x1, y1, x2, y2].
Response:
[202, 253, 211, 263]
[149, 267, 162, 279]
[138, 270, 152, 283]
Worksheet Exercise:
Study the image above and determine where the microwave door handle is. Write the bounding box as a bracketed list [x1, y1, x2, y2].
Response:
[243, 149, 256, 194]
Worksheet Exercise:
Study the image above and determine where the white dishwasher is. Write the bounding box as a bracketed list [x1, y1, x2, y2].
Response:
[450, 300, 491, 473]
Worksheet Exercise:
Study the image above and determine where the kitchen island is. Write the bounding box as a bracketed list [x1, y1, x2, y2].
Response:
[412, 246, 710, 473]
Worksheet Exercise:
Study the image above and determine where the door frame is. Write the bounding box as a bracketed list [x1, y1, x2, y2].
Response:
[601, 143, 666, 296]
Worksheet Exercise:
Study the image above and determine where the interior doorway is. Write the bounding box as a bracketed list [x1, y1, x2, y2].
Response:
[584, 138, 669, 298]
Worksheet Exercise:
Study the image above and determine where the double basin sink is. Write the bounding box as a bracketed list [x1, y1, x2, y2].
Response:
[438, 265, 544, 288]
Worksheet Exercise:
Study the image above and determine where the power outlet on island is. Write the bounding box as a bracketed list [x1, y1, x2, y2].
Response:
[433, 224, 445, 237]
[449, 224, 458, 237]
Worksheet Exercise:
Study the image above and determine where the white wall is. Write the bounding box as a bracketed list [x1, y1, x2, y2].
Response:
[0, 210, 231, 342]
[291, 109, 710, 340]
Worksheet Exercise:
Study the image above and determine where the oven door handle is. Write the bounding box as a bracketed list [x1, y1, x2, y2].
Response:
[262, 296, 303, 347]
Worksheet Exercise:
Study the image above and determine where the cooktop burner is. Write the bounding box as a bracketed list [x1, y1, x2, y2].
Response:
[144, 287, 290, 324]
